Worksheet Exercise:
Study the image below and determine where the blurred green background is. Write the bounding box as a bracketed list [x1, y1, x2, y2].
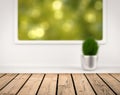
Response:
[18, 0, 103, 40]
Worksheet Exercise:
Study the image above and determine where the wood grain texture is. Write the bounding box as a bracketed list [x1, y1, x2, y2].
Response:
[72, 74, 95, 95]
[86, 74, 115, 95]
[37, 74, 57, 95]
[58, 74, 75, 95]
[0, 74, 5, 78]
[110, 73, 120, 81]
[0, 74, 31, 95]
[0, 74, 17, 90]
[0, 73, 120, 95]
[99, 73, 120, 95]
[18, 74, 44, 95]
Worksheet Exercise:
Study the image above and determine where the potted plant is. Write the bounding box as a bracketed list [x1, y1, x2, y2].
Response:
[82, 38, 99, 70]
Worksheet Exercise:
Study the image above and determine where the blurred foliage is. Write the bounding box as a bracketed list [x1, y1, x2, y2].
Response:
[18, 0, 103, 40]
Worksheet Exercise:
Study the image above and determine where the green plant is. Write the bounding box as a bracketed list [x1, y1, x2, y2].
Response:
[82, 38, 99, 55]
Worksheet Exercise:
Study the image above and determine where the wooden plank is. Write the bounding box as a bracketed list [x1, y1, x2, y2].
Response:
[18, 74, 44, 95]
[72, 74, 95, 95]
[86, 74, 115, 95]
[37, 74, 57, 95]
[110, 73, 120, 81]
[0, 74, 5, 78]
[99, 73, 120, 94]
[0, 74, 31, 95]
[0, 74, 17, 90]
[58, 74, 75, 95]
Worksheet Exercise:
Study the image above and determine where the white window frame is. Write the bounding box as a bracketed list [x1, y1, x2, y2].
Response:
[15, 0, 107, 45]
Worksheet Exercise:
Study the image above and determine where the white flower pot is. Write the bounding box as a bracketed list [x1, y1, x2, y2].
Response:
[82, 55, 98, 70]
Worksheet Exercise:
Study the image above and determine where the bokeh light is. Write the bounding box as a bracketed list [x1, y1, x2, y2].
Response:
[54, 11, 63, 19]
[62, 20, 74, 32]
[52, 0, 62, 11]
[28, 27, 45, 39]
[29, 7, 41, 18]
[84, 11, 96, 23]
[95, 1, 102, 10]
[18, 0, 103, 40]
[39, 22, 49, 30]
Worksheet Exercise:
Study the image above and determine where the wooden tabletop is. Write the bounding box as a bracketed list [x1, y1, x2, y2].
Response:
[0, 73, 120, 95]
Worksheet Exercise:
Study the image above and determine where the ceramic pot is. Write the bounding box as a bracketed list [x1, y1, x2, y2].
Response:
[82, 55, 98, 70]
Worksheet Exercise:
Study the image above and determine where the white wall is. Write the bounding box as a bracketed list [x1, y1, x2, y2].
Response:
[0, 0, 120, 72]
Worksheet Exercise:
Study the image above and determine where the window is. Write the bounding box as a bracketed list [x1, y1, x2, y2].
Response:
[15, 0, 107, 44]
